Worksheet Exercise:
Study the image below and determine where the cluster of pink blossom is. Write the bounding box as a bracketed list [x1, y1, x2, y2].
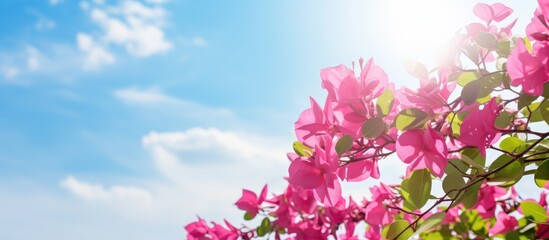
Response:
[186, 1, 549, 239]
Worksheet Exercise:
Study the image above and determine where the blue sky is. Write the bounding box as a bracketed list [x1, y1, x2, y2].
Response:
[0, 0, 540, 239]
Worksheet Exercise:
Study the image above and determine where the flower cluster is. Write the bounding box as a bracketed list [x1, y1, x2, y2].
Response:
[186, 1, 549, 239]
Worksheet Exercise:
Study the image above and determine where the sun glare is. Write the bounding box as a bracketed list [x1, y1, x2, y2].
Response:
[379, 0, 464, 61]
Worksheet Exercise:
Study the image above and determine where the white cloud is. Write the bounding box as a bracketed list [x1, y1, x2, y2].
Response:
[192, 37, 207, 47]
[84, 0, 172, 57]
[113, 86, 234, 119]
[35, 17, 55, 30]
[138, 128, 289, 216]
[143, 128, 287, 167]
[146, 0, 169, 4]
[26, 46, 41, 70]
[114, 87, 174, 104]
[49, 0, 61, 5]
[60, 175, 152, 205]
[2, 66, 19, 79]
[77, 32, 116, 70]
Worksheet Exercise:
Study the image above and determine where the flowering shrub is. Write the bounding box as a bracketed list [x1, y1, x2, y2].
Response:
[185, 1, 549, 239]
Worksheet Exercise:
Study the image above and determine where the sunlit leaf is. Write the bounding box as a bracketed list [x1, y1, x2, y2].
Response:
[454, 71, 478, 87]
[382, 220, 414, 240]
[521, 201, 548, 222]
[376, 89, 394, 117]
[395, 108, 429, 131]
[408, 169, 432, 210]
[522, 102, 544, 122]
[413, 212, 446, 238]
[487, 154, 524, 187]
[535, 159, 549, 188]
[499, 137, 526, 153]
[293, 141, 312, 157]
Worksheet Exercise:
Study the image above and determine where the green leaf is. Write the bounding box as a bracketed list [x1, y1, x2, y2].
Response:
[335, 135, 354, 155]
[535, 159, 549, 188]
[475, 32, 498, 50]
[499, 137, 526, 153]
[497, 39, 511, 57]
[405, 60, 429, 79]
[524, 36, 533, 52]
[292, 141, 312, 157]
[461, 80, 482, 105]
[244, 211, 255, 220]
[443, 173, 466, 198]
[461, 179, 482, 208]
[394, 108, 429, 131]
[362, 117, 386, 139]
[412, 212, 446, 238]
[517, 93, 538, 111]
[523, 102, 544, 122]
[539, 101, 549, 125]
[382, 220, 414, 240]
[445, 158, 469, 176]
[543, 82, 549, 98]
[520, 201, 549, 222]
[487, 154, 524, 187]
[408, 169, 432, 210]
[376, 89, 394, 117]
[495, 110, 514, 129]
[461, 148, 486, 171]
[400, 179, 416, 211]
[257, 217, 272, 237]
[455, 71, 479, 87]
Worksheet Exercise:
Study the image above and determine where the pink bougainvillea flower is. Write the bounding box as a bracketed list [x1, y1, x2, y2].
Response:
[316, 59, 390, 137]
[396, 126, 448, 178]
[488, 211, 518, 236]
[527, 0, 549, 41]
[294, 97, 358, 147]
[398, 67, 455, 115]
[337, 148, 380, 182]
[185, 216, 213, 240]
[234, 184, 268, 218]
[473, 2, 513, 24]
[337, 58, 388, 109]
[473, 184, 499, 219]
[507, 39, 549, 96]
[294, 97, 332, 147]
[362, 183, 396, 226]
[211, 220, 239, 240]
[288, 140, 342, 206]
[459, 98, 501, 156]
[321, 64, 354, 103]
[365, 225, 381, 240]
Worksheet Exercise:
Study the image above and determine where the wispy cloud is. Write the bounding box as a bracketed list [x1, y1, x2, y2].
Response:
[82, 0, 172, 58]
[35, 17, 55, 31]
[60, 176, 153, 205]
[77, 33, 116, 70]
[56, 127, 290, 231]
[49, 0, 62, 5]
[113, 86, 234, 119]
